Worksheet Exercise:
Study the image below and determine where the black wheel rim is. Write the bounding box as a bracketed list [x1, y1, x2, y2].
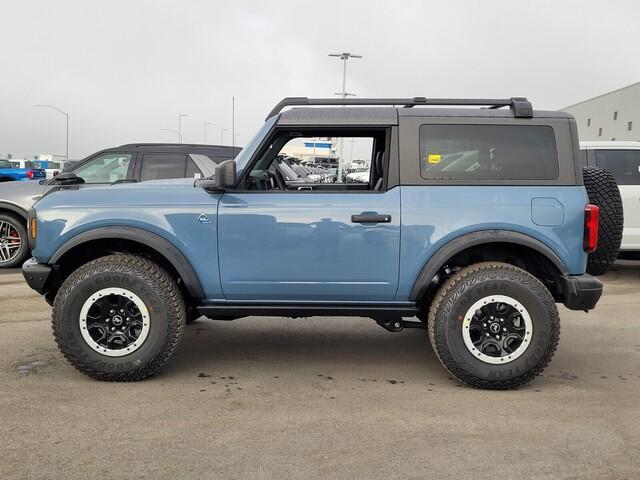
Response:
[79, 288, 150, 356]
[462, 295, 533, 364]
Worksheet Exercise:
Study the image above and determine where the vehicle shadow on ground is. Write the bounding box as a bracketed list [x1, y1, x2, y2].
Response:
[166, 317, 448, 382]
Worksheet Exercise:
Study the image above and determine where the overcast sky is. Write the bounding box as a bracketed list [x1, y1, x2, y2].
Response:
[1, 0, 639, 159]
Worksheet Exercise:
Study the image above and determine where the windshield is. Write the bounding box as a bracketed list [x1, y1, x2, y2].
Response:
[234, 115, 278, 177]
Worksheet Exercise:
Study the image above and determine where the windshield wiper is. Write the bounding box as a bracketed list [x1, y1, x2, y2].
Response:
[111, 179, 138, 185]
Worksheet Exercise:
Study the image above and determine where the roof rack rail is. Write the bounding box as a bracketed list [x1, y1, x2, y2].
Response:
[266, 96, 533, 120]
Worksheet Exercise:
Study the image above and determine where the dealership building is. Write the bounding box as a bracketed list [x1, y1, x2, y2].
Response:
[563, 82, 639, 142]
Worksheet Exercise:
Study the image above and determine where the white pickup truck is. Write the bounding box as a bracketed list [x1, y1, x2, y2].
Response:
[581, 141, 640, 252]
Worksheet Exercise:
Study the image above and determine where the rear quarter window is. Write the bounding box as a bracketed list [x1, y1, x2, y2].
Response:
[419, 124, 559, 181]
[594, 150, 640, 185]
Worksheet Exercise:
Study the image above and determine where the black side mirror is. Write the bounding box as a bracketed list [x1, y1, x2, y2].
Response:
[52, 171, 85, 185]
[198, 160, 236, 193]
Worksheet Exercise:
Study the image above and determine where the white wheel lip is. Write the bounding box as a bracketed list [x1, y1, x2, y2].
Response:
[79, 287, 151, 357]
[461, 294, 533, 365]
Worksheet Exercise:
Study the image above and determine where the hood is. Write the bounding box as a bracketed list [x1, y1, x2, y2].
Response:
[0, 180, 50, 210]
[35, 176, 214, 211]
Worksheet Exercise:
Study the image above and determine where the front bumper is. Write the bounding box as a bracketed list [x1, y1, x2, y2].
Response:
[557, 274, 603, 311]
[22, 258, 52, 295]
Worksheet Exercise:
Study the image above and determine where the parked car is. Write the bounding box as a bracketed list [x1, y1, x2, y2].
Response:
[345, 169, 370, 183]
[0, 159, 46, 183]
[23, 96, 603, 389]
[9, 158, 65, 179]
[581, 141, 639, 259]
[0, 143, 238, 268]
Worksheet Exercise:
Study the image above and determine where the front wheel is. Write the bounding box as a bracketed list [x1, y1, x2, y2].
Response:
[52, 254, 186, 381]
[428, 262, 560, 390]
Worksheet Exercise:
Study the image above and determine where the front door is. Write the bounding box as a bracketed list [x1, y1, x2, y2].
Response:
[217, 129, 400, 302]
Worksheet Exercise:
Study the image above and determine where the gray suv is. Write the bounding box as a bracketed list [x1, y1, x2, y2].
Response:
[0, 143, 238, 268]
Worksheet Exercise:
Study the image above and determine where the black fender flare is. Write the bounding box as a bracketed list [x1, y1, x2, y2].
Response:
[0, 201, 29, 221]
[409, 229, 569, 301]
[50, 226, 205, 299]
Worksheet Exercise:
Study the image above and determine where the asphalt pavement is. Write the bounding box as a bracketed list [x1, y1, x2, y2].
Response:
[1, 263, 639, 479]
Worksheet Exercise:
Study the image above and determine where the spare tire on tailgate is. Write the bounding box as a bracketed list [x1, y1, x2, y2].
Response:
[582, 166, 624, 276]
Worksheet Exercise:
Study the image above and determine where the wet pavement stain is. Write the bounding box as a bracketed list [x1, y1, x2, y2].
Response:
[557, 371, 579, 381]
[16, 360, 48, 375]
[386, 380, 404, 385]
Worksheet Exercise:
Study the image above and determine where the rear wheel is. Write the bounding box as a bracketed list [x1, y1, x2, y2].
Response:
[52, 254, 186, 381]
[583, 166, 623, 276]
[0, 213, 29, 268]
[428, 262, 560, 389]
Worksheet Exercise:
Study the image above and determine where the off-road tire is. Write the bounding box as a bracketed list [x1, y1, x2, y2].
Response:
[0, 213, 30, 269]
[52, 254, 186, 381]
[428, 262, 560, 390]
[583, 166, 623, 276]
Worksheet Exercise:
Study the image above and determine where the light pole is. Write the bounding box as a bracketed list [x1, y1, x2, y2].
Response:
[220, 128, 228, 144]
[35, 104, 69, 163]
[160, 128, 180, 141]
[328, 52, 362, 181]
[178, 113, 188, 143]
[203, 121, 213, 143]
[232, 96, 235, 150]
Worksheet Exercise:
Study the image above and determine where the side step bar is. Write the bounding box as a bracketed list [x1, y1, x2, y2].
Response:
[196, 303, 418, 319]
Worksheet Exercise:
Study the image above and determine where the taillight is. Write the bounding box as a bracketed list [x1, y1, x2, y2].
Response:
[27, 169, 34, 179]
[584, 204, 599, 252]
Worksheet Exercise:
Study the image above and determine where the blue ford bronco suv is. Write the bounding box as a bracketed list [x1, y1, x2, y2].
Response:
[23, 97, 603, 389]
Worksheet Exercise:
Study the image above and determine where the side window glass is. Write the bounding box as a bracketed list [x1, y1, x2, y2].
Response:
[595, 150, 640, 185]
[277, 136, 375, 185]
[73, 153, 133, 183]
[140, 154, 187, 181]
[419, 125, 559, 181]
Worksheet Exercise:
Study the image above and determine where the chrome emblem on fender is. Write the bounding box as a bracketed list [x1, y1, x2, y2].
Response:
[198, 213, 212, 224]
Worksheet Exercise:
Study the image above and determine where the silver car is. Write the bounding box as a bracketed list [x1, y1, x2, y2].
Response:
[0, 143, 238, 268]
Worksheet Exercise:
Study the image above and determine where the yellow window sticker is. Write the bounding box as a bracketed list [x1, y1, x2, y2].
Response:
[427, 154, 441, 164]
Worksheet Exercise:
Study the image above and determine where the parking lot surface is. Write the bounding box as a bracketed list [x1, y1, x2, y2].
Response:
[1, 263, 640, 480]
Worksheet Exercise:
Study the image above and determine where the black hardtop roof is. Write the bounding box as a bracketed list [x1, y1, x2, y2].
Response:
[277, 106, 573, 126]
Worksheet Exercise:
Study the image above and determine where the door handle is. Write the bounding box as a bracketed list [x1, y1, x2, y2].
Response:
[351, 214, 392, 223]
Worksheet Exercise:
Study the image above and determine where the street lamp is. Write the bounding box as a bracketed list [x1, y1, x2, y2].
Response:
[328, 52, 362, 99]
[220, 128, 228, 144]
[203, 121, 213, 143]
[328, 52, 362, 181]
[178, 113, 188, 143]
[35, 104, 69, 162]
[232, 96, 236, 149]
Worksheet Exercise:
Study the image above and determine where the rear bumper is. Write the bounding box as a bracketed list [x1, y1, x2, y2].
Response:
[22, 258, 52, 295]
[557, 274, 603, 311]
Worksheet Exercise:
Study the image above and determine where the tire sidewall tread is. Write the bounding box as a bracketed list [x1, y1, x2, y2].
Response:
[52, 254, 185, 381]
[428, 261, 560, 390]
